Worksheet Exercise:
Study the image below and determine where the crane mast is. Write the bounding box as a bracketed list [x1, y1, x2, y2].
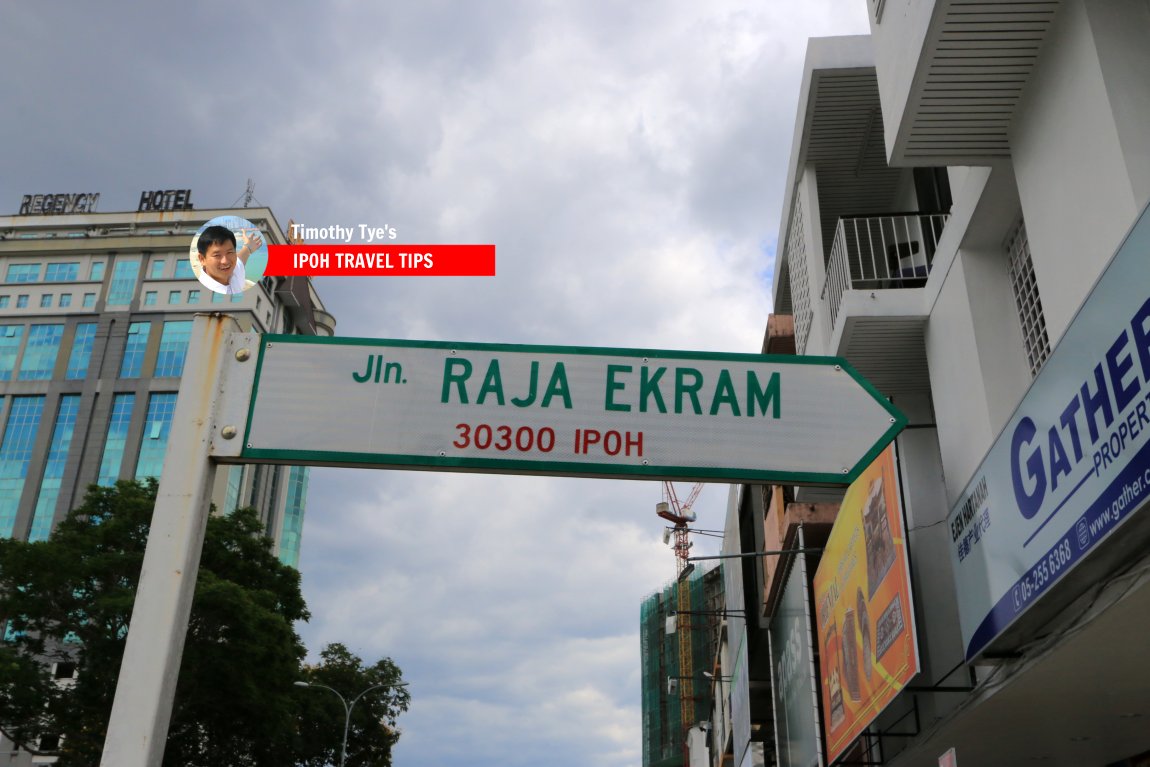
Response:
[656, 481, 703, 764]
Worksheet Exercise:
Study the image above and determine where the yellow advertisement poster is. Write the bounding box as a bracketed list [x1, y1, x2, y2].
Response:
[813, 445, 918, 762]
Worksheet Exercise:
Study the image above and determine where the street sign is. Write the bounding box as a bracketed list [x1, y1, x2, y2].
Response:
[232, 336, 905, 484]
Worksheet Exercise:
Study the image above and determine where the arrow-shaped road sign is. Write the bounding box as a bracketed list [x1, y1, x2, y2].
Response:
[221, 336, 905, 485]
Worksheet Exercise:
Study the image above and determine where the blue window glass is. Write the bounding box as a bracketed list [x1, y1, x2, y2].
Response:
[44, 263, 79, 282]
[59, 294, 72, 308]
[18, 325, 64, 380]
[211, 292, 226, 304]
[40, 294, 53, 308]
[0, 297, 7, 309]
[174, 260, 195, 279]
[106, 260, 140, 306]
[223, 465, 243, 515]
[29, 395, 81, 541]
[16, 295, 28, 308]
[230, 294, 243, 303]
[154, 321, 193, 378]
[187, 289, 201, 305]
[135, 393, 177, 481]
[98, 394, 134, 486]
[82, 293, 96, 308]
[0, 326, 24, 381]
[278, 466, 310, 568]
[90, 262, 105, 281]
[144, 291, 157, 306]
[0, 396, 46, 537]
[5, 264, 40, 284]
[168, 291, 181, 305]
[119, 322, 150, 378]
[65, 323, 98, 380]
[149, 260, 166, 279]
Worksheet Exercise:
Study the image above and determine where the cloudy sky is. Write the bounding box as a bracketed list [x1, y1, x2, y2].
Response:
[2, 3, 869, 765]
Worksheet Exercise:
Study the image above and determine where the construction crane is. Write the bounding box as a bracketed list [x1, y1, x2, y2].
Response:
[656, 481, 703, 763]
[656, 481, 703, 575]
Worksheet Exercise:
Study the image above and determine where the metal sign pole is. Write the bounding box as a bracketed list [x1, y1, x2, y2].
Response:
[99, 314, 244, 767]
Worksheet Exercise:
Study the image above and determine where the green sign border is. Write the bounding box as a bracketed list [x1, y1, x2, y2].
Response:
[239, 334, 907, 485]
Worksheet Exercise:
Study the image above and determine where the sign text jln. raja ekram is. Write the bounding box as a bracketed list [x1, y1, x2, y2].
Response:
[232, 338, 906, 485]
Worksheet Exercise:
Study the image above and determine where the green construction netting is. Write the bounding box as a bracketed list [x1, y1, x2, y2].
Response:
[640, 567, 718, 767]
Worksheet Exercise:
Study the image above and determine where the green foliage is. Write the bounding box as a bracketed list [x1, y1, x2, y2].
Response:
[0, 480, 408, 766]
[295, 643, 412, 767]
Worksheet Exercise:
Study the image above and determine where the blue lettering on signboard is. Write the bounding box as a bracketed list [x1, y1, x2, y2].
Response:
[1008, 297, 1150, 535]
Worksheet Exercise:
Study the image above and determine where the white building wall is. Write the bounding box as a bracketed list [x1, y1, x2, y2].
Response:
[867, 0, 936, 161]
[795, 167, 829, 354]
[1010, 0, 1150, 346]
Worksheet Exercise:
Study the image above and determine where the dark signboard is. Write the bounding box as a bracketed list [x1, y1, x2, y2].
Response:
[18, 193, 100, 215]
[138, 189, 194, 212]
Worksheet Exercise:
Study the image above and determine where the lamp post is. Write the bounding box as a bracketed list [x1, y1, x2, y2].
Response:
[294, 680, 408, 767]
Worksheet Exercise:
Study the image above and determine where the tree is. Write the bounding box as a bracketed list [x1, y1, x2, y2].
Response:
[294, 643, 412, 767]
[0, 480, 408, 766]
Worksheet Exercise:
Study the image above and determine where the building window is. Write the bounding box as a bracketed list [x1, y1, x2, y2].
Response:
[90, 262, 105, 281]
[82, 292, 97, 308]
[5, 264, 40, 284]
[1007, 219, 1051, 377]
[106, 260, 140, 306]
[36, 734, 61, 754]
[143, 291, 158, 306]
[211, 292, 226, 304]
[224, 465, 243, 515]
[45, 263, 79, 282]
[0, 396, 46, 537]
[119, 322, 150, 378]
[154, 321, 193, 377]
[0, 326, 24, 381]
[29, 395, 81, 542]
[53, 662, 77, 680]
[66, 323, 98, 380]
[174, 260, 195, 279]
[168, 290, 182, 305]
[135, 393, 178, 481]
[16, 295, 29, 308]
[279, 466, 310, 568]
[18, 324, 64, 380]
[97, 393, 135, 486]
[41, 294, 53, 308]
[230, 294, 243, 303]
[0, 296, 7, 309]
[150, 259, 166, 279]
[187, 289, 201, 305]
[59, 293, 72, 308]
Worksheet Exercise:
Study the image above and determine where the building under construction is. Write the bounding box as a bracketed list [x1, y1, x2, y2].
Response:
[640, 564, 724, 767]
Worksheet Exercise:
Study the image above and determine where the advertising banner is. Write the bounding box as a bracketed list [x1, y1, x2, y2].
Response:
[770, 527, 824, 767]
[948, 204, 1150, 660]
[237, 336, 904, 484]
[813, 446, 918, 762]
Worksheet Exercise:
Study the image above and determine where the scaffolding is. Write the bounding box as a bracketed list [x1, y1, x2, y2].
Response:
[640, 566, 722, 767]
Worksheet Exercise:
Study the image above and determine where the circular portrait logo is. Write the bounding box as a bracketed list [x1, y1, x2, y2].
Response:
[188, 215, 267, 295]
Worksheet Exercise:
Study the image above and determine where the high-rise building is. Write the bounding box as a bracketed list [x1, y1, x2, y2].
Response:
[0, 195, 335, 568]
[641, 565, 724, 767]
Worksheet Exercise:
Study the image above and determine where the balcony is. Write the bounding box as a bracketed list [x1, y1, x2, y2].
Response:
[819, 212, 948, 399]
[822, 213, 948, 329]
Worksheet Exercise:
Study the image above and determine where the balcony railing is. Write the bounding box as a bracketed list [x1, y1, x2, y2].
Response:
[821, 213, 949, 328]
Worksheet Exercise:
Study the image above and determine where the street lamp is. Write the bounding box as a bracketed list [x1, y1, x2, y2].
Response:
[294, 680, 409, 767]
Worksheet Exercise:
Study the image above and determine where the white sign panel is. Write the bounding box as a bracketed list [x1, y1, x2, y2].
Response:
[949, 203, 1150, 660]
[239, 337, 904, 483]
